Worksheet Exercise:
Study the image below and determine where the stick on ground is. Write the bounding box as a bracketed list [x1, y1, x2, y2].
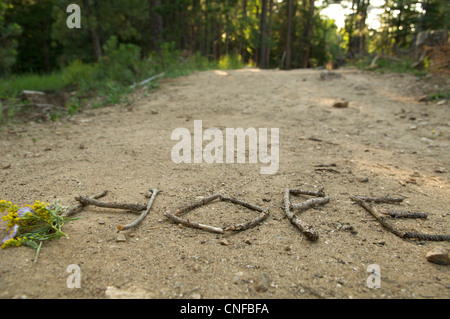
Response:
[63, 190, 108, 217]
[382, 210, 429, 219]
[283, 189, 320, 241]
[291, 197, 330, 212]
[165, 194, 269, 234]
[350, 195, 449, 241]
[74, 196, 147, 212]
[117, 189, 161, 232]
[352, 195, 403, 204]
[164, 212, 225, 234]
[289, 187, 326, 198]
[350, 195, 406, 238]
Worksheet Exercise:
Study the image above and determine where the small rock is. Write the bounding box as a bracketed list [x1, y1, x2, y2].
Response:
[418, 95, 430, 102]
[220, 239, 229, 246]
[2, 163, 11, 170]
[79, 143, 86, 150]
[255, 273, 270, 293]
[333, 100, 349, 108]
[426, 247, 450, 265]
[116, 234, 126, 242]
[192, 264, 202, 273]
[374, 241, 385, 246]
[244, 238, 252, 245]
[357, 177, 369, 183]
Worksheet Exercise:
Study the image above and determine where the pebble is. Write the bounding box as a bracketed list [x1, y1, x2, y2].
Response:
[192, 264, 202, 272]
[244, 238, 251, 245]
[333, 100, 349, 108]
[220, 239, 230, 246]
[426, 247, 450, 265]
[116, 234, 126, 242]
[255, 273, 270, 292]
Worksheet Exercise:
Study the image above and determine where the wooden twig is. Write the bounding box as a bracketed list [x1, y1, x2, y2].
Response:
[164, 212, 225, 234]
[404, 232, 450, 242]
[220, 195, 270, 231]
[165, 193, 269, 234]
[74, 196, 146, 212]
[290, 187, 325, 198]
[314, 168, 340, 174]
[129, 73, 165, 89]
[382, 210, 429, 219]
[219, 196, 266, 212]
[283, 189, 319, 241]
[352, 195, 403, 204]
[351, 195, 449, 242]
[117, 189, 161, 231]
[224, 211, 269, 231]
[63, 190, 108, 217]
[174, 194, 221, 216]
[291, 197, 330, 212]
[350, 195, 407, 238]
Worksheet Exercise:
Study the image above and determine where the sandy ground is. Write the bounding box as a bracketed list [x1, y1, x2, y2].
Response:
[0, 67, 449, 299]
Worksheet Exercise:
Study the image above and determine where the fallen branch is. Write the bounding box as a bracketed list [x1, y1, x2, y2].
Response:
[74, 196, 146, 212]
[164, 211, 224, 234]
[219, 196, 266, 212]
[291, 196, 330, 212]
[382, 210, 429, 219]
[130, 73, 165, 89]
[290, 187, 325, 198]
[165, 193, 269, 234]
[351, 195, 449, 242]
[117, 189, 161, 231]
[224, 211, 269, 231]
[283, 189, 320, 241]
[314, 168, 341, 174]
[63, 190, 108, 217]
[350, 195, 406, 238]
[404, 232, 450, 242]
[352, 195, 403, 204]
[173, 194, 221, 216]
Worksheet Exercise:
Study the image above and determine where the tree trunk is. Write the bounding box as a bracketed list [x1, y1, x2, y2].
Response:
[150, 0, 163, 52]
[301, 0, 315, 68]
[240, 0, 248, 61]
[259, 0, 268, 68]
[82, 0, 102, 61]
[265, 0, 273, 67]
[225, 0, 230, 56]
[286, 0, 293, 69]
[204, 0, 210, 57]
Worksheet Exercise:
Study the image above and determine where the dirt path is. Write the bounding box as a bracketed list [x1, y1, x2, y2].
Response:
[0, 68, 449, 299]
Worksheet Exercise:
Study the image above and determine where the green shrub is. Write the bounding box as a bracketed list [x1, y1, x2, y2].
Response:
[0, 72, 68, 99]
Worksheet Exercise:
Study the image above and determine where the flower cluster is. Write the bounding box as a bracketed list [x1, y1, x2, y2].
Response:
[0, 199, 75, 250]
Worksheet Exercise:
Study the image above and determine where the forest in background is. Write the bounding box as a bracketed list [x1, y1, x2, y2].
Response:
[0, 0, 448, 121]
